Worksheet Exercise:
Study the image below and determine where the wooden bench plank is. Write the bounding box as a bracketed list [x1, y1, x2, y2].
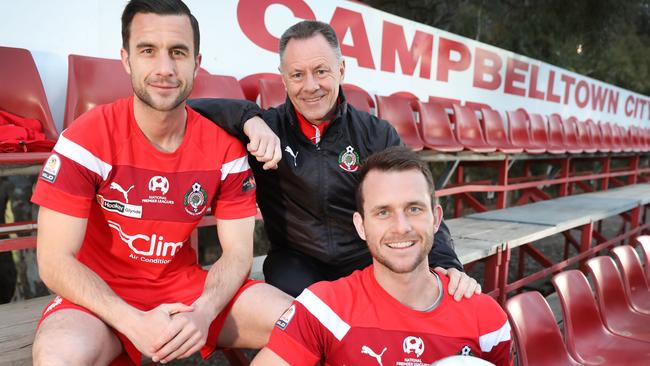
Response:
[0, 296, 53, 366]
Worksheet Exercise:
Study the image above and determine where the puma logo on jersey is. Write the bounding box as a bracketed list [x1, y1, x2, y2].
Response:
[110, 182, 134, 203]
[107, 220, 183, 257]
[361, 345, 387, 366]
[284, 146, 299, 167]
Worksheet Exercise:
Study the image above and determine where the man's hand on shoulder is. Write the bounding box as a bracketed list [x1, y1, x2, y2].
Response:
[435, 267, 482, 301]
[122, 303, 193, 359]
[150, 297, 218, 363]
[243, 116, 282, 170]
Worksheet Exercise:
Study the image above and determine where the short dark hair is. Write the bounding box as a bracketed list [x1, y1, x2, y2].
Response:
[279, 20, 342, 62]
[355, 146, 436, 216]
[121, 0, 200, 56]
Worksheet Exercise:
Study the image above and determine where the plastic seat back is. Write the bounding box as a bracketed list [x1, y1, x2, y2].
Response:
[507, 109, 545, 153]
[547, 114, 567, 153]
[414, 101, 463, 152]
[612, 245, 650, 313]
[638, 236, 650, 281]
[595, 121, 612, 152]
[451, 104, 495, 153]
[506, 291, 581, 366]
[562, 117, 583, 153]
[587, 119, 606, 152]
[617, 125, 633, 152]
[480, 108, 522, 153]
[238, 72, 282, 103]
[0, 46, 59, 140]
[376, 95, 423, 151]
[342, 84, 374, 114]
[64, 54, 132, 128]
[190, 74, 245, 99]
[529, 113, 554, 153]
[258, 78, 286, 109]
[576, 120, 596, 153]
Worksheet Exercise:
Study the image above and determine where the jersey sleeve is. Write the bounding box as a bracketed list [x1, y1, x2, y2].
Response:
[212, 139, 257, 219]
[266, 301, 323, 366]
[31, 135, 104, 218]
[476, 296, 513, 366]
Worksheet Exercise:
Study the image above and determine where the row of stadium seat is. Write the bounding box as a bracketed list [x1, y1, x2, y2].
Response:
[507, 238, 650, 365]
[4, 45, 647, 160]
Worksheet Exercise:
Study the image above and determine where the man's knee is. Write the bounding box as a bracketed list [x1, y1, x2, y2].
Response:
[33, 310, 122, 366]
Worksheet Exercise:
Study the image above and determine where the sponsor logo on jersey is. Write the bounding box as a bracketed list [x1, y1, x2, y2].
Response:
[41, 154, 61, 183]
[109, 182, 134, 203]
[97, 195, 143, 218]
[107, 220, 183, 264]
[403, 336, 425, 358]
[275, 304, 296, 330]
[242, 175, 256, 193]
[184, 182, 208, 216]
[143, 175, 175, 205]
[338, 145, 360, 172]
[361, 345, 387, 366]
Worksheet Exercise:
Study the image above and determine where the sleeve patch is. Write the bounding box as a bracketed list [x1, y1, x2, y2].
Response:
[275, 304, 296, 330]
[241, 175, 256, 193]
[40, 154, 61, 183]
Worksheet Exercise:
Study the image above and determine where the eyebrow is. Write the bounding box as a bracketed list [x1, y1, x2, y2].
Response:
[135, 42, 190, 52]
[369, 200, 427, 212]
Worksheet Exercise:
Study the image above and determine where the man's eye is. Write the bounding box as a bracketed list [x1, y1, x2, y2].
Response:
[408, 206, 423, 214]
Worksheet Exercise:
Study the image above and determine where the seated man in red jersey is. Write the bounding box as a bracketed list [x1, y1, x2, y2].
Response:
[252, 147, 513, 366]
[30, 1, 291, 365]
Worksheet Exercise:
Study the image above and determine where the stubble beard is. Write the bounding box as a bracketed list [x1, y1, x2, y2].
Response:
[132, 76, 192, 112]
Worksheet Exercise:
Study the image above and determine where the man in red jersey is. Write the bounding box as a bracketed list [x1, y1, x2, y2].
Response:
[252, 147, 513, 366]
[30, 1, 291, 365]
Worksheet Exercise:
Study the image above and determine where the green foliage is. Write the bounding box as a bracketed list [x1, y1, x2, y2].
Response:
[363, 0, 650, 95]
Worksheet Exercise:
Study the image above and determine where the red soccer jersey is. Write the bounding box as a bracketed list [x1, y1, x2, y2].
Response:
[31, 97, 256, 307]
[268, 266, 512, 366]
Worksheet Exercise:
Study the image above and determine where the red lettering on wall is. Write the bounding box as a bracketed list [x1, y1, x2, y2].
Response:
[473, 48, 502, 90]
[381, 21, 433, 78]
[607, 89, 619, 114]
[528, 65, 545, 100]
[625, 95, 635, 117]
[575, 80, 590, 108]
[560, 74, 576, 105]
[330, 7, 375, 69]
[638, 99, 647, 119]
[237, 0, 315, 54]
[504, 58, 528, 97]
[590, 84, 609, 112]
[435, 37, 470, 82]
[546, 70, 562, 103]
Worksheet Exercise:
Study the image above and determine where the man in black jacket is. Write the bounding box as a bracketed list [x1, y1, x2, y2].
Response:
[190, 20, 479, 298]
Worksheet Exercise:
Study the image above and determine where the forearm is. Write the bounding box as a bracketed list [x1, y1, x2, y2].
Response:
[188, 98, 262, 141]
[39, 254, 139, 331]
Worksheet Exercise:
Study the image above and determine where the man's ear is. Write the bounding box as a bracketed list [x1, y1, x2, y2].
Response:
[120, 48, 131, 75]
[353, 211, 366, 240]
[339, 58, 346, 82]
[432, 204, 443, 232]
[193, 53, 202, 78]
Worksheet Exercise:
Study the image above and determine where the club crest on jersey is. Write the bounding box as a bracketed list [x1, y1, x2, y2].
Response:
[275, 304, 296, 330]
[242, 175, 256, 193]
[41, 154, 61, 183]
[184, 182, 208, 216]
[458, 345, 474, 356]
[338, 145, 360, 172]
[403, 336, 425, 358]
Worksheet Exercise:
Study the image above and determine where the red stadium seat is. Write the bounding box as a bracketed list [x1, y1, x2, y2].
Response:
[600, 122, 621, 153]
[190, 74, 246, 99]
[480, 108, 522, 153]
[612, 245, 650, 315]
[413, 101, 463, 152]
[238, 72, 282, 103]
[505, 291, 581, 366]
[547, 114, 568, 154]
[585, 256, 650, 341]
[258, 78, 286, 109]
[0, 46, 59, 140]
[628, 125, 644, 152]
[551, 270, 650, 365]
[562, 117, 583, 154]
[529, 113, 556, 153]
[590, 121, 610, 152]
[616, 124, 633, 152]
[575, 120, 596, 153]
[451, 104, 495, 153]
[342, 84, 374, 114]
[638, 236, 650, 281]
[64, 54, 132, 128]
[506, 110, 545, 154]
[376, 95, 423, 151]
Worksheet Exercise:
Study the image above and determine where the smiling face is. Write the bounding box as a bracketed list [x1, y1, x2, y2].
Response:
[353, 169, 442, 274]
[121, 12, 200, 113]
[279, 33, 345, 125]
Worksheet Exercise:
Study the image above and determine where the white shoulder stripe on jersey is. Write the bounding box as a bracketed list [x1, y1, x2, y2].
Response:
[221, 155, 250, 181]
[296, 289, 351, 341]
[479, 321, 512, 353]
[55, 135, 112, 180]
